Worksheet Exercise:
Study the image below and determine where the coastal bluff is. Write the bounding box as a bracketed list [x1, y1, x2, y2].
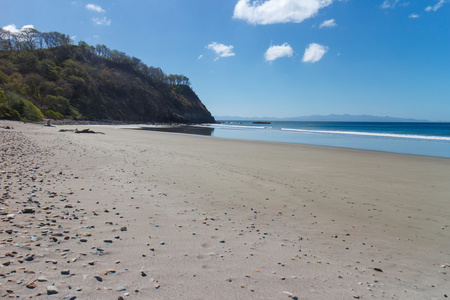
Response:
[0, 37, 215, 123]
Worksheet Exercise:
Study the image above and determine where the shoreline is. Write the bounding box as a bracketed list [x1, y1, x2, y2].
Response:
[137, 123, 450, 159]
[28, 119, 450, 159]
[1, 120, 449, 299]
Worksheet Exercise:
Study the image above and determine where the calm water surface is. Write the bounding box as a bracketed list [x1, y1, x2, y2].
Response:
[200, 121, 450, 158]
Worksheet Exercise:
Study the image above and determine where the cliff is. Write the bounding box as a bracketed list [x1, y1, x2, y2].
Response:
[0, 44, 215, 123]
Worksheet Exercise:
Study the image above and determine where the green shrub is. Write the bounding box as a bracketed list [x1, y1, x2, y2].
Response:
[22, 100, 44, 121]
[0, 89, 5, 102]
[3, 91, 43, 122]
[0, 89, 21, 120]
[0, 103, 21, 120]
[42, 94, 81, 118]
[45, 110, 64, 119]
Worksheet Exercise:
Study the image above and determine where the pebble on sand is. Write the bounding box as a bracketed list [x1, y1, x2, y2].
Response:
[47, 285, 59, 295]
[283, 291, 299, 299]
[22, 207, 36, 214]
[25, 279, 38, 289]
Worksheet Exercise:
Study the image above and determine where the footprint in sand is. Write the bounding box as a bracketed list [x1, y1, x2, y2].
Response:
[201, 242, 213, 249]
[197, 254, 211, 260]
[197, 252, 216, 260]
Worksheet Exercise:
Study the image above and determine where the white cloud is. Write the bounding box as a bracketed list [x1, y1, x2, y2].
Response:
[86, 4, 105, 13]
[2, 24, 35, 33]
[409, 13, 420, 18]
[206, 42, 235, 60]
[381, 0, 399, 9]
[22, 25, 35, 30]
[93, 17, 111, 26]
[319, 18, 337, 28]
[198, 54, 204, 60]
[86, 4, 110, 26]
[302, 43, 328, 63]
[264, 43, 293, 62]
[425, 0, 446, 12]
[381, 0, 410, 9]
[233, 0, 334, 25]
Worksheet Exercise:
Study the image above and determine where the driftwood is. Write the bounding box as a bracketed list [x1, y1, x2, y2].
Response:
[75, 128, 104, 134]
[59, 128, 105, 134]
[75, 128, 105, 134]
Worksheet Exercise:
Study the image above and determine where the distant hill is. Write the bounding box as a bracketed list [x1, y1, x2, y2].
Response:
[216, 114, 429, 122]
[0, 28, 214, 123]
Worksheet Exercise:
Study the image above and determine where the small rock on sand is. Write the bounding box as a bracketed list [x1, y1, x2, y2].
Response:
[283, 291, 298, 299]
[47, 285, 59, 295]
[26, 280, 38, 289]
[22, 207, 36, 214]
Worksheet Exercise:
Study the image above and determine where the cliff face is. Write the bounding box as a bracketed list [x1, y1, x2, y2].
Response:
[89, 67, 215, 123]
[0, 45, 215, 123]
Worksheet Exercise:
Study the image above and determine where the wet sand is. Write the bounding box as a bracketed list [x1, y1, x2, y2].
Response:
[1, 120, 449, 299]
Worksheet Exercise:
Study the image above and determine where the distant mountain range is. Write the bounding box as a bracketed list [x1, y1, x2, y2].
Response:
[215, 114, 429, 122]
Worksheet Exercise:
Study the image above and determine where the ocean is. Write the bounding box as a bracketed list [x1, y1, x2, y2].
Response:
[199, 121, 450, 158]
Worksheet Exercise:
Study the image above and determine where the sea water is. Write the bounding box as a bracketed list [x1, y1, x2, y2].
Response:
[201, 121, 450, 158]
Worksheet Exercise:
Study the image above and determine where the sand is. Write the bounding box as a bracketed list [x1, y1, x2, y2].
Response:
[1, 120, 449, 299]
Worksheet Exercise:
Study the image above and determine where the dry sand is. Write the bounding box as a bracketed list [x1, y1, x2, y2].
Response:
[1, 120, 449, 299]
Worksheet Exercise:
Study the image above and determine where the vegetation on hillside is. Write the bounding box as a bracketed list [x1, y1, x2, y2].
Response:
[0, 27, 214, 123]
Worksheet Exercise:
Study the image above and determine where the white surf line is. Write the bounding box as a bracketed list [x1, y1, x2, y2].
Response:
[281, 128, 450, 141]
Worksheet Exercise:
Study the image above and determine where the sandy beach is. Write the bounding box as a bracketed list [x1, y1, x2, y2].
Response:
[1, 120, 449, 299]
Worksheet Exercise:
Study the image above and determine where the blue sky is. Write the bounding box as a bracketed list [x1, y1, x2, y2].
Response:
[1, 0, 449, 121]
